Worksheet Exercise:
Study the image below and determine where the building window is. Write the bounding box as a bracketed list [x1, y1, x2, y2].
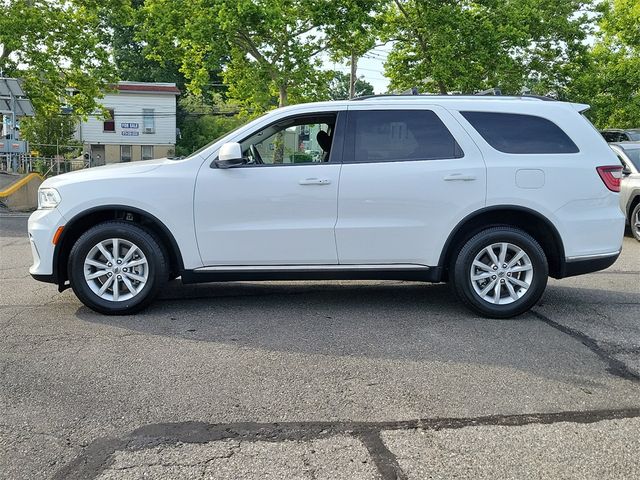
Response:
[103, 109, 115, 132]
[142, 145, 154, 160]
[121, 145, 132, 162]
[143, 109, 155, 134]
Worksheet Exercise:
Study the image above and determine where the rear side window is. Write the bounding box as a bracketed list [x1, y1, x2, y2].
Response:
[461, 111, 579, 154]
[347, 110, 463, 163]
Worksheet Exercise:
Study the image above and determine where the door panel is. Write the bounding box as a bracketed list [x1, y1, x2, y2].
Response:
[335, 105, 486, 266]
[194, 164, 340, 265]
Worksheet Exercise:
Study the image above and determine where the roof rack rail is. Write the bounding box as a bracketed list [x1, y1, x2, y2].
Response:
[351, 90, 558, 102]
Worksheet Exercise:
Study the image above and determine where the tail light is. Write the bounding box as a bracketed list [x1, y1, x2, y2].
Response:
[596, 165, 623, 192]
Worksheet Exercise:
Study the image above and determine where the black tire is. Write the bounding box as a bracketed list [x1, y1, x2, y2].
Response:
[68, 221, 168, 315]
[631, 203, 640, 242]
[451, 227, 548, 319]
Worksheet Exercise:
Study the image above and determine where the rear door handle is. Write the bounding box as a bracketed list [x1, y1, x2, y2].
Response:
[444, 173, 477, 181]
[299, 178, 331, 185]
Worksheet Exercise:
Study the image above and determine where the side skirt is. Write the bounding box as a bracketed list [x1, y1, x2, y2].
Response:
[180, 264, 444, 284]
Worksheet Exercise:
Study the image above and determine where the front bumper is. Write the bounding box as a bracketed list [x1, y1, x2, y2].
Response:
[28, 208, 66, 279]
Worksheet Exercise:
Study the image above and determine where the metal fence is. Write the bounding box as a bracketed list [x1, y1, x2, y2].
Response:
[0, 143, 87, 177]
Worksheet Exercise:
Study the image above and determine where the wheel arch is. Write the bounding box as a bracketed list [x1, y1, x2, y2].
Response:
[438, 205, 566, 280]
[627, 190, 640, 220]
[53, 205, 184, 288]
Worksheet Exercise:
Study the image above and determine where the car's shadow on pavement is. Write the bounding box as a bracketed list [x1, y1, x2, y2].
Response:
[73, 280, 639, 385]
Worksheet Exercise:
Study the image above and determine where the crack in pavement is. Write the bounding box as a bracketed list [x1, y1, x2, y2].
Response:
[53, 407, 640, 480]
[531, 310, 640, 382]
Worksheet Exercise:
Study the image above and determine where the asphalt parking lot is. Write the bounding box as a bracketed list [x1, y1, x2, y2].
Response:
[1, 213, 639, 479]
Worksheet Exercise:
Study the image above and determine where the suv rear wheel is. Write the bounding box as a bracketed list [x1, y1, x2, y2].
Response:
[68, 221, 168, 315]
[451, 227, 548, 318]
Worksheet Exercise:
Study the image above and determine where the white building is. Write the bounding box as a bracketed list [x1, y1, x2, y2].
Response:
[76, 82, 180, 165]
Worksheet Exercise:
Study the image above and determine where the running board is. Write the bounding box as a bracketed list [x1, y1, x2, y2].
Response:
[181, 264, 444, 284]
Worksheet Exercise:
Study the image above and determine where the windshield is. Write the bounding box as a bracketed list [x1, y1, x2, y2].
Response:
[628, 132, 640, 141]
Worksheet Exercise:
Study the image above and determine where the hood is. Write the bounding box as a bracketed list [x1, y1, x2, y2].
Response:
[41, 158, 170, 189]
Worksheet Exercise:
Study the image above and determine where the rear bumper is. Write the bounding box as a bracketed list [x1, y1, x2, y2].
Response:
[559, 251, 620, 278]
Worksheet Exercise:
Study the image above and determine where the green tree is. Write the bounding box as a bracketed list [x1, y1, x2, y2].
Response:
[327, 71, 375, 100]
[382, 0, 593, 95]
[566, 0, 640, 128]
[142, 0, 336, 111]
[0, 0, 116, 116]
[175, 95, 247, 156]
[322, 0, 384, 98]
[19, 114, 80, 158]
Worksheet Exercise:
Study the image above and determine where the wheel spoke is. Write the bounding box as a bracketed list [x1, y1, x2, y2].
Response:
[507, 250, 525, 268]
[471, 272, 493, 281]
[505, 280, 519, 301]
[124, 271, 146, 283]
[473, 260, 493, 272]
[498, 243, 507, 264]
[480, 279, 497, 296]
[97, 243, 113, 263]
[485, 246, 500, 266]
[112, 277, 119, 301]
[112, 239, 120, 261]
[509, 264, 532, 273]
[85, 259, 108, 269]
[85, 270, 109, 280]
[122, 245, 138, 264]
[121, 275, 136, 294]
[98, 276, 114, 295]
[124, 258, 146, 268]
[508, 276, 530, 289]
[493, 281, 502, 304]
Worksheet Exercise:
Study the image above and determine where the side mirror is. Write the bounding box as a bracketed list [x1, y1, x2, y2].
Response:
[213, 142, 244, 168]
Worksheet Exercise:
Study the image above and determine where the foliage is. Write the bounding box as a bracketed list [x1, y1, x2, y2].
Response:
[141, 0, 386, 110]
[0, 0, 117, 117]
[175, 95, 248, 156]
[20, 114, 80, 157]
[327, 71, 375, 100]
[566, 0, 640, 128]
[381, 0, 594, 95]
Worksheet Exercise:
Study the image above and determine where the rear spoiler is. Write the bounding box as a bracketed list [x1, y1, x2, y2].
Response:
[569, 103, 590, 113]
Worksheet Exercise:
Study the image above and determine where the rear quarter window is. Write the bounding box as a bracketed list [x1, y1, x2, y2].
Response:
[461, 111, 579, 154]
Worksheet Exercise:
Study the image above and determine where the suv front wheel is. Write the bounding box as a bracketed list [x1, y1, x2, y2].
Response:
[68, 221, 168, 315]
[451, 227, 548, 318]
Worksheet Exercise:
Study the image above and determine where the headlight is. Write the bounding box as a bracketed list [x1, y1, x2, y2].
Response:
[38, 188, 61, 209]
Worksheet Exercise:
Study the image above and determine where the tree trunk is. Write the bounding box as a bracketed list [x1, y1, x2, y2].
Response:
[349, 52, 358, 99]
[438, 80, 448, 95]
[278, 84, 288, 107]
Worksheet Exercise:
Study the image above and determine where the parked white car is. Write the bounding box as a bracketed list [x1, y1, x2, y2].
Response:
[610, 142, 640, 241]
[29, 96, 625, 317]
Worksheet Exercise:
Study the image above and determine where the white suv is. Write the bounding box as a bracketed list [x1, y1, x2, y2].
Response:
[28, 96, 625, 318]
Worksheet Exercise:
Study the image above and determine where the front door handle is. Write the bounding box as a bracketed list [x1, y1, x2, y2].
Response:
[299, 178, 331, 185]
[444, 173, 477, 182]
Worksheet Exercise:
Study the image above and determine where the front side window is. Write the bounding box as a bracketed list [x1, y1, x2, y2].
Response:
[346, 110, 463, 163]
[143, 109, 155, 134]
[240, 114, 337, 165]
[103, 109, 115, 132]
[462, 111, 579, 154]
[120, 145, 132, 162]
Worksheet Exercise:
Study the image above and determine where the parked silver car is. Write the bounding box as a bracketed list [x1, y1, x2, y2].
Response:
[610, 142, 640, 241]
[602, 129, 640, 142]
